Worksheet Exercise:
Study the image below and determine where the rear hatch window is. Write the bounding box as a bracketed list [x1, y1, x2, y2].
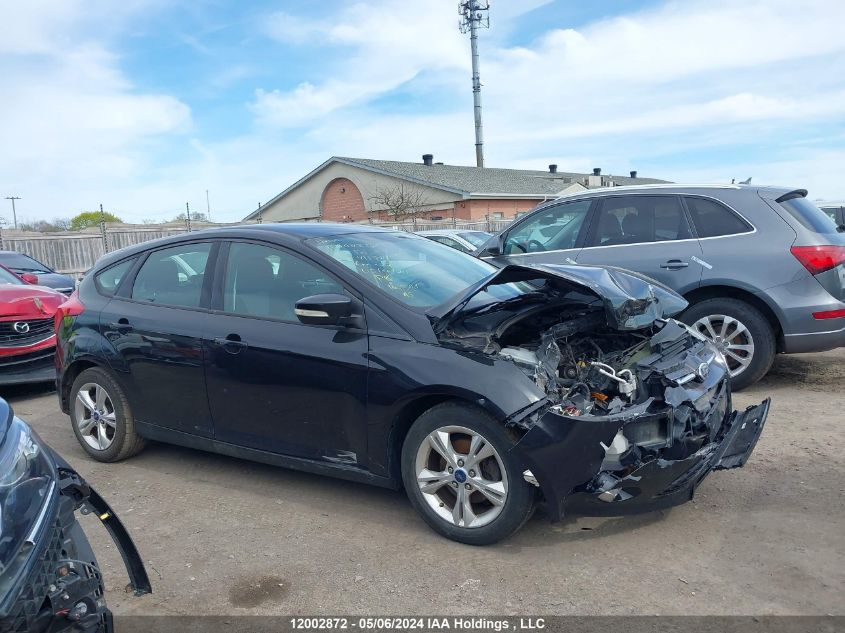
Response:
[778, 195, 841, 234]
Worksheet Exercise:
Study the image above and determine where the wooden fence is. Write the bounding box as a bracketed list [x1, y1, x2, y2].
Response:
[0, 218, 515, 277]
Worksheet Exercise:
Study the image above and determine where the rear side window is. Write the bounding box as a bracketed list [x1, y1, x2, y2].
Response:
[589, 195, 691, 246]
[684, 197, 753, 238]
[131, 243, 212, 307]
[428, 236, 471, 253]
[779, 197, 839, 233]
[94, 258, 135, 296]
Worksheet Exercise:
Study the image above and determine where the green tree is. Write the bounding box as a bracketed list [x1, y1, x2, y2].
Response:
[170, 211, 208, 223]
[69, 210, 122, 230]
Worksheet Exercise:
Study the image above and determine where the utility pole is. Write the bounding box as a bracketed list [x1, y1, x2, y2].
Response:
[185, 202, 192, 232]
[459, 0, 489, 168]
[4, 196, 20, 229]
[257, 202, 262, 224]
[206, 189, 211, 223]
[99, 203, 109, 253]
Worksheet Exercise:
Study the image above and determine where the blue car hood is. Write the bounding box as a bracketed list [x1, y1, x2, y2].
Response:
[427, 263, 689, 332]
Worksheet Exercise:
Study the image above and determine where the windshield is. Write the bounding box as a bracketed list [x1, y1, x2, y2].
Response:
[310, 231, 503, 308]
[0, 253, 51, 273]
[457, 231, 492, 247]
[0, 268, 24, 285]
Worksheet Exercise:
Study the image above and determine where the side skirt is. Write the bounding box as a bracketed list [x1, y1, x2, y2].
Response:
[135, 421, 400, 490]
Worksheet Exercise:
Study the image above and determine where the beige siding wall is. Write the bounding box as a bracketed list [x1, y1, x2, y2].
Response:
[258, 162, 461, 222]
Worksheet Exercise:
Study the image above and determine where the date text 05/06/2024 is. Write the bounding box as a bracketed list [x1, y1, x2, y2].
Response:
[289, 617, 547, 631]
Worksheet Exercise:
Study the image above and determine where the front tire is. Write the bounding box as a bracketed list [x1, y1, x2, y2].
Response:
[401, 402, 534, 545]
[681, 297, 776, 391]
[70, 367, 146, 462]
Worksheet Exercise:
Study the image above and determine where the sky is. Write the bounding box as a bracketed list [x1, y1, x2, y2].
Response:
[1, 0, 844, 225]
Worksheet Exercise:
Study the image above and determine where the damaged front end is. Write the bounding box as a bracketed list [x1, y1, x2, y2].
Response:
[433, 263, 770, 520]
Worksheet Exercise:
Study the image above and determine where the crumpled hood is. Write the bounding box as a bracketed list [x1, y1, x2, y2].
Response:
[427, 263, 688, 332]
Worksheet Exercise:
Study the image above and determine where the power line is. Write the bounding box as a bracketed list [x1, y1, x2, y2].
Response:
[459, 0, 490, 168]
[4, 196, 20, 229]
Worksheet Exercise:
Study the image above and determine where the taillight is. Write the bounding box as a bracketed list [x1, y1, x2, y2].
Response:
[790, 245, 845, 275]
[54, 290, 85, 333]
[813, 308, 845, 320]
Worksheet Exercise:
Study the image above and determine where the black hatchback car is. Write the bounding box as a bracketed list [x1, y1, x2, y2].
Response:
[55, 224, 769, 545]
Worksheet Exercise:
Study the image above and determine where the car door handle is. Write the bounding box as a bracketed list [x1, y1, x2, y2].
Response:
[108, 319, 133, 332]
[660, 260, 689, 269]
[213, 335, 248, 354]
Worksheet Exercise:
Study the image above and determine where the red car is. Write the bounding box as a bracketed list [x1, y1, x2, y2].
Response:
[0, 264, 66, 386]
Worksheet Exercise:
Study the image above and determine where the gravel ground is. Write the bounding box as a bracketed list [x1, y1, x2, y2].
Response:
[5, 349, 844, 615]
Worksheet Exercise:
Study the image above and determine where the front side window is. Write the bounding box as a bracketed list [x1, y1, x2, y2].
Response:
[589, 195, 691, 246]
[310, 231, 508, 309]
[95, 258, 135, 296]
[685, 197, 753, 238]
[223, 242, 342, 321]
[131, 243, 211, 307]
[504, 199, 592, 254]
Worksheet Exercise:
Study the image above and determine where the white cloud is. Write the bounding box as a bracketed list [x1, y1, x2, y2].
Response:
[0, 0, 191, 221]
[2, 0, 845, 223]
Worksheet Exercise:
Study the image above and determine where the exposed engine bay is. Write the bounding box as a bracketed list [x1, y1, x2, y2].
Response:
[439, 296, 732, 506]
[431, 263, 768, 517]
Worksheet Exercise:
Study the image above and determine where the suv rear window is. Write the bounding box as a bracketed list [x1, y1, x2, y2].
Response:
[779, 196, 839, 233]
[684, 197, 753, 238]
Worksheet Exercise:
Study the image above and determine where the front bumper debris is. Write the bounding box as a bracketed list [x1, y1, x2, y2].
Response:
[0, 454, 151, 633]
[513, 398, 770, 520]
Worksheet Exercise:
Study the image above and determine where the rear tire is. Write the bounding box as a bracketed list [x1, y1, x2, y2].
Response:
[70, 367, 146, 462]
[401, 402, 534, 545]
[681, 297, 775, 391]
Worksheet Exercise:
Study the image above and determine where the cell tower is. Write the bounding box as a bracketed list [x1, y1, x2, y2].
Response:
[459, 0, 490, 168]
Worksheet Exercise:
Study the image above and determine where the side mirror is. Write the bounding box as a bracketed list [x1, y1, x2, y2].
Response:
[294, 294, 353, 326]
[478, 233, 504, 257]
[20, 273, 38, 284]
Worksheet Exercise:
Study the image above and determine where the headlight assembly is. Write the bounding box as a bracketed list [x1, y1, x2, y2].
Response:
[0, 419, 56, 602]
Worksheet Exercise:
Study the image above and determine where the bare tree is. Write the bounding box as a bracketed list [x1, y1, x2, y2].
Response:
[368, 183, 430, 223]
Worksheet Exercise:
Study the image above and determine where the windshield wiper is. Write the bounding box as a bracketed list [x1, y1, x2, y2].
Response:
[13, 267, 50, 274]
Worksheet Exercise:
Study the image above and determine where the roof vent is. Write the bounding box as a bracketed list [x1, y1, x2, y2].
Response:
[549, 164, 558, 174]
[630, 170, 637, 178]
[422, 154, 434, 166]
[593, 167, 601, 176]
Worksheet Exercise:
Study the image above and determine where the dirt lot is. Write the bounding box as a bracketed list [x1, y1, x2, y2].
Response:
[5, 350, 844, 615]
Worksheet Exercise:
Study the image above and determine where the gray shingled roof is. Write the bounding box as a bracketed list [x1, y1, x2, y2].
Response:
[335, 156, 668, 196]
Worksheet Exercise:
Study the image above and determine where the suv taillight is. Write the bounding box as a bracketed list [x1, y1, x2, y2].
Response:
[54, 290, 85, 333]
[790, 245, 845, 275]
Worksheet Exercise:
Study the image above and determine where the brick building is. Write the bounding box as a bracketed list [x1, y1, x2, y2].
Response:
[244, 155, 667, 223]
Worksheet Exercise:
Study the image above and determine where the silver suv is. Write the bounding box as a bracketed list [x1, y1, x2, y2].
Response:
[480, 184, 845, 389]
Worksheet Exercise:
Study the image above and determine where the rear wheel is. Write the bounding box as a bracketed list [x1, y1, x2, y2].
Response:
[681, 297, 775, 391]
[401, 402, 534, 545]
[70, 367, 146, 462]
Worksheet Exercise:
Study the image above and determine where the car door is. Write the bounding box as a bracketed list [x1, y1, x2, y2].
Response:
[203, 240, 369, 465]
[99, 241, 216, 437]
[484, 198, 595, 267]
[575, 194, 704, 293]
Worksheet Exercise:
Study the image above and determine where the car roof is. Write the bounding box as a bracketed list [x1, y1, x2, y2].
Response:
[554, 183, 799, 199]
[91, 222, 402, 270]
